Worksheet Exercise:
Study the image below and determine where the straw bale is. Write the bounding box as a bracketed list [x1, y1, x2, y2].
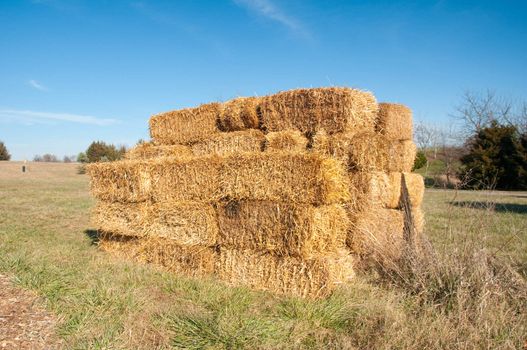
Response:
[190, 129, 265, 156]
[218, 97, 260, 131]
[388, 140, 417, 173]
[124, 142, 193, 160]
[259, 87, 377, 135]
[264, 130, 308, 152]
[215, 201, 349, 258]
[216, 248, 355, 298]
[88, 152, 350, 204]
[313, 132, 417, 172]
[149, 102, 222, 144]
[151, 156, 222, 202]
[92, 201, 218, 245]
[360, 172, 424, 210]
[347, 208, 406, 258]
[313, 132, 388, 171]
[86, 160, 152, 202]
[376, 103, 413, 141]
[402, 173, 425, 207]
[98, 234, 216, 277]
[220, 152, 351, 205]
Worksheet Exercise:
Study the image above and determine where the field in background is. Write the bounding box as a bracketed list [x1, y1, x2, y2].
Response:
[0, 162, 525, 349]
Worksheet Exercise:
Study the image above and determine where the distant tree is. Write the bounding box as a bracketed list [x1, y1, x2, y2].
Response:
[77, 152, 89, 163]
[460, 122, 527, 190]
[42, 154, 58, 162]
[0, 141, 11, 161]
[63, 155, 76, 163]
[33, 155, 43, 162]
[413, 150, 427, 170]
[85, 141, 124, 163]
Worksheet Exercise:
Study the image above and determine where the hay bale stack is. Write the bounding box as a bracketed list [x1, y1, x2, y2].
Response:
[89, 86, 425, 298]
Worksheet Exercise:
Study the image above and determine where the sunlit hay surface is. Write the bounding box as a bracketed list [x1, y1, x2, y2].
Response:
[92, 201, 218, 245]
[87, 152, 351, 205]
[190, 129, 265, 156]
[218, 97, 260, 131]
[149, 102, 222, 144]
[258, 87, 378, 135]
[98, 234, 216, 277]
[376, 103, 413, 141]
[313, 131, 416, 173]
[264, 130, 308, 152]
[215, 200, 349, 258]
[124, 143, 193, 160]
[216, 248, 355, 298]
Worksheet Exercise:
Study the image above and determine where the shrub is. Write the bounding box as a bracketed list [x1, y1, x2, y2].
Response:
[460, 122, 527, 190]
[412, 150, 427, 170]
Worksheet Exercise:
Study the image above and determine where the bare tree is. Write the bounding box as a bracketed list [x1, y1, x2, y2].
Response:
[454, 90, 518, 135]
[414, 122, 440, 174]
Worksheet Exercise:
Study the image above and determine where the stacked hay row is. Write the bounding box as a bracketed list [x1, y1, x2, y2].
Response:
[88, 87, 424, 298]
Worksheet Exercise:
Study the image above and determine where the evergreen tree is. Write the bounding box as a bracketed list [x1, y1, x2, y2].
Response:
[460, 122, 527, 190]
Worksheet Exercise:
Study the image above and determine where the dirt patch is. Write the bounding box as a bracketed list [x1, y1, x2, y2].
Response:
[0, 274, 60, 349]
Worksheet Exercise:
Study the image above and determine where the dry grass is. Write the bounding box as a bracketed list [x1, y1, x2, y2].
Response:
[1, 162, 526, 349]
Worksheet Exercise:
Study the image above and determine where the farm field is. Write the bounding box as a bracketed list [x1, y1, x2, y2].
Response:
[0, 161, 526, 349]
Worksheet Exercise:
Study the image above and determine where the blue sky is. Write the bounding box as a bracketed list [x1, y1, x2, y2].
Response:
[1, 0, 526, 160]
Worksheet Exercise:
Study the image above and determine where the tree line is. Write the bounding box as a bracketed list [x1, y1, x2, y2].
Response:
[0, 141, 128, 163]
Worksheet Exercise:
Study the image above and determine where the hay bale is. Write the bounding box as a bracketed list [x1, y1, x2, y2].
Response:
[402, 173, 425, 207]
[313, 132, 417, 172]
[376, 103, 413, 141]
[259, 87, 377, 135]
[220, 151, 351, 205]
[88, 152, 351, 205]
[218, 97, 260, 131]
[388, 140, 416, 173]
[99, 234, 216, 277]
[149, 103, 222, 144]
[215, 201, 349, 258]
[264, 130, 308, 152]
[124, 142, 193, 160]
[347, 208, 405, 258]
[87, 160, 153, 202]
[190, 129, 265, 156]
[359, 172, 424, 210]
[92, 201, 218, 245]
[216, 248, 355, 298]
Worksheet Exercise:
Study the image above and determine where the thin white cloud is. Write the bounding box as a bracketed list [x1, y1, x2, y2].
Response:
[0, 110, 118, 126]
[233, 0, 305, 34]
[28, 80, 48, 91]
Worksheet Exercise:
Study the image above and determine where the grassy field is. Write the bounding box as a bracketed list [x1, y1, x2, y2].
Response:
[0, 161, 526, 349]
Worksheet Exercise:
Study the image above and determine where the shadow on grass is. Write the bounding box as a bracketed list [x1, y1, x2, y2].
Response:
[84, 229, 100, 245]
[450, 201, 527, 214]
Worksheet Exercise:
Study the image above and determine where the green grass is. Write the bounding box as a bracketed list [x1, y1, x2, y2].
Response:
[0, 162, 526, 349]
